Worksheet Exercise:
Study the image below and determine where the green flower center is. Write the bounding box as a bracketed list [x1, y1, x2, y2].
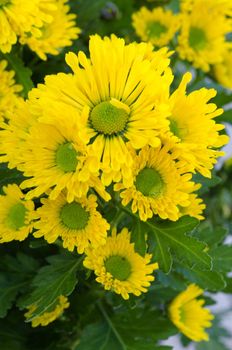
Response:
[56, 142, 78, 173]
[60, 202, 89, 230]
[147, 21, 167, 38]
[105, 255, 132, 281]
[135, 167, 164, 197]
[189, 27, 207, 50]
[168, 118, 181, 138]
[6, 202, 27, 230]
[90, 101, 129, 135]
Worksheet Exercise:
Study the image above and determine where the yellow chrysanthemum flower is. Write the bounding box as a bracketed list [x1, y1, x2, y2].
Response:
[0, 184, 35, 243]
[214, 47, 232, 89]
[114, 144, 202, 222]
[0, 60, 22, 121]
[177, 0, 232, 71]
[0, 0, 56, 53]
[28, 34, 173, 186]
[20, 0, 80, 60]
[34, 193, 110, 253]
[84, 228, 158, 300]
[165, 72, 228, 178]
[25, 295, 69, 327]
[0, 100, 37, 169]
[169, 284, 214, 342]
[132, 7, 180, 47]
[17, 117, 110, 202]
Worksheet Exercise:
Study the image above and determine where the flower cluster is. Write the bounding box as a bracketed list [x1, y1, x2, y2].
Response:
[0, 34, 227, 338]
[0, 0, 80, 59]
[132, 0, 232, 82]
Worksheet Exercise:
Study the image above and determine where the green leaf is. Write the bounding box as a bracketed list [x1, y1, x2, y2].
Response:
[0, 164, 24, 194]
[209, 245, 232, 272]
[178, 267, 226, 291]
[146, 217, 212, 270]
[0, 52, 33, 97]
[152, 233, 172, 274]
[131, 221, 147, 256]
[192, 173, 222, 195]
[19, 254, 81, 321]
[75, 304, 176, 350]
[196, 339, 229, 350]
[194, 224, 227, 248]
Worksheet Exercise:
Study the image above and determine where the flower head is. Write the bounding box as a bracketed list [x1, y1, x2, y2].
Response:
[115, 144, 202, 221]
[84, 228, 158, 299]
[177, 0, 232, 71]
[20, 0, 80, 60]
[169, 284, 214, 341]
[25, 295, 69, 327]
[132, 6, 180, 47]
[165, 72, 228, 177]
[0, 184, 35, 243]
[0, 60, 22, 121]
[28, 34, 172, 186]
[34, 193, 109, 253]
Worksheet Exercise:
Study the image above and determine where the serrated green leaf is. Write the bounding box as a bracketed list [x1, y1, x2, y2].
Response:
[152, 233, 172, 274]
[0, 52, 33, 97]
[19, 254, 82, 321]
[146, 217, 211, 270]
[178, 267, 226, 291]
[75, 304, 176, 350]
[194, 224, 227, 247]
[209, 245, 232, 273]
[131, 221, 147, 256]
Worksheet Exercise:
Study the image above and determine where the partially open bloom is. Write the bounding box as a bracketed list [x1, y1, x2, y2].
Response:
[0, 60, 22, 121]
[132, 7, 180, 47]
[28, 34, 172, 186]
[165, 72, 228, 177]
[169, 284, 214, 341]
[20, 0, 80, 60]
[178, 0, 232, 71]
[84, 228, 158, 299]
[0, 0, 56, 53]
[214, 47, 232, 89]
[25, 295, 69, 327]
[115, 144, 201, 221]
[34, 193, 109, 253]
[0, 184, 35, 243]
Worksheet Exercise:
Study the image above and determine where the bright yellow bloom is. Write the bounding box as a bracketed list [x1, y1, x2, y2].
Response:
[17, 117, 110, 202]
[0, 60, 22, 121]
[132, 7, 180, 47]
[34, 193, 109, 253]
[20, 0, 80, 60]
[169, 284, 214, 342]
[28, 34, 173, 186]
[177, 0, 232, 71]
[84, 228, 158, 300]
[25, 295, 69, 327]
[0, 0, 56, 53]
[114, 144, 202, 222]
[0, 100, 37, 169]
[214, 47, 232, 89]
[0, 184, 35, 243]
[165, 72, 228, 178]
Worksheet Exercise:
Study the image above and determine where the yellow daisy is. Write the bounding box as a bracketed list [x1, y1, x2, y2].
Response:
[0, 0, 56, 53]
[0, 99, 37, 169]
[132, 7, 180, 47]
[18, 117, 110, 202]
[20, 0, 80, 60]
[0, 184, 35, 243]
[28, 34, 173, 186]
[84, 228, 158, 300]
[177, 0, 232, 71]
[165, 72, 228, 178]
[25, 295, 69, 327]
[114, 144, 197, 222]
[169, 284, 214, 342]
[0, 60, 22, 121]
[34, 193, 110, 253]
[214, 47, 232, 89]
